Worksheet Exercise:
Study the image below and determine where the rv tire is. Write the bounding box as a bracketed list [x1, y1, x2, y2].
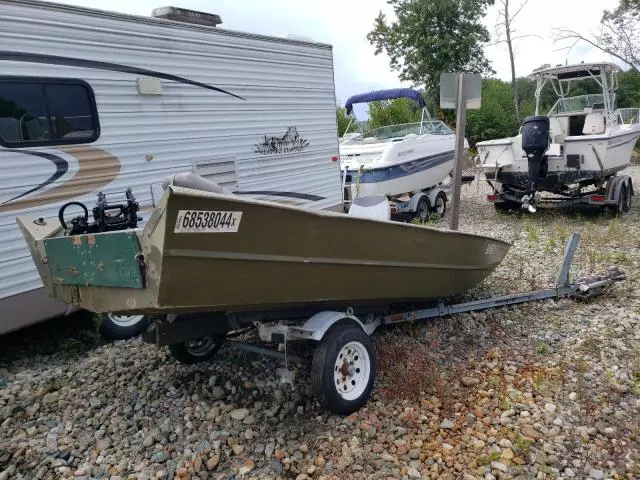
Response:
[312, 323, 376, 415]
[100, 312, 151, 339]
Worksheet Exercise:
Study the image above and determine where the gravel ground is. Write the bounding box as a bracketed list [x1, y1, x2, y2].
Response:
[1, 165, 639, 480]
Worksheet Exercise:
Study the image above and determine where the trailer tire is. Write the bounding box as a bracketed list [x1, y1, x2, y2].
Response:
[99, 313, 151, 339]
[312, 324, 376, 415]
[169, 336, 224, 365]
[416, 196, 431, 222]
[494, 200, 518, 213]
[432, 191, 447, 218]
[609, 183, 627, 216]
[621, 182, 632, 212]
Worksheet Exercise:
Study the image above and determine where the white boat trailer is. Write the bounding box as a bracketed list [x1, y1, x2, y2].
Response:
[142, 233, 625, 414]
[342, 167, 475, 221]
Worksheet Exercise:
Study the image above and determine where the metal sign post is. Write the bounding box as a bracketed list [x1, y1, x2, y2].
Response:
[440, 72, 482, 231]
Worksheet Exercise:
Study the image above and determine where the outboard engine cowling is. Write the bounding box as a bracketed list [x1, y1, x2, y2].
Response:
[521, 115, 550, 193]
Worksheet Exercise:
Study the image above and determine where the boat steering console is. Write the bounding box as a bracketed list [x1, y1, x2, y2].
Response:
[58, 188, 141, 235]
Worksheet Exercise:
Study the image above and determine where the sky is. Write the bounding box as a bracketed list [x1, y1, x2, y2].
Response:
[43, 0, 622, 116]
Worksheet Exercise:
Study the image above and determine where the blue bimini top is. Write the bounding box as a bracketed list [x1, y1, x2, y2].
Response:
[345, 88, 425, 114]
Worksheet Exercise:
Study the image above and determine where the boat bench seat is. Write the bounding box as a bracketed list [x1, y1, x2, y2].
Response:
[162, 172, 232, 195]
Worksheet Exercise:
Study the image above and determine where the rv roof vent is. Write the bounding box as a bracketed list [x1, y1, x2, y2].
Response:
[152, 6, 222, 27]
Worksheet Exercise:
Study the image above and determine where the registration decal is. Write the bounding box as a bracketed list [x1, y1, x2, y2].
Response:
[174, 210, 242, 233]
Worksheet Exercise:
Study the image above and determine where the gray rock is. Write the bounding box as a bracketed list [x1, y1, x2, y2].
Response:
[407, 466, 421, 479]
[564, 467, 575, 478]
[440, 419, 454, 429]
[230, 408, 249, 421]
[588, 469, 604, 479]
[461, 376, 480, 387]
[490, 461, 508, 472]
[150, 450, 170, 463]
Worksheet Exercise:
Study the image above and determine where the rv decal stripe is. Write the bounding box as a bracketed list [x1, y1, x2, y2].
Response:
[232, 190, 325, 201]
[0, 147, 121, 213]
[0, 151, 68, 205]
[0, 51, 246, 101]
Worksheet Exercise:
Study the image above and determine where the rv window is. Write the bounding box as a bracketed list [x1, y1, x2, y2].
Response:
[0, 79, 99, 147]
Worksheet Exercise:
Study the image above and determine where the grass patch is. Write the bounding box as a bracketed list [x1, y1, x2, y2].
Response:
[477, 451, 501, 466]
[537, 341, 550, 355]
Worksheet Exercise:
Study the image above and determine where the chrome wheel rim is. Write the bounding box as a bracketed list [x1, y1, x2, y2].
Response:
[334, 341, 371, 401]
[435, 196, 445, 216]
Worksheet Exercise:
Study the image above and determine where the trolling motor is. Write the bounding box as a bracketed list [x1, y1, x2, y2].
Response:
[58, 188, 141, 235]
[521, 115, 551, 212]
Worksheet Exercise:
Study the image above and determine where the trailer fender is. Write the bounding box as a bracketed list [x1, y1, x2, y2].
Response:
[425, 188, 444, 206]
[288, 311, 371, 342]
[606, 175, 630, 202]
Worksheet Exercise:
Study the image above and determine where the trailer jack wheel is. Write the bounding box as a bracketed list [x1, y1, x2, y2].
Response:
[311, 324, 376, 415]
[169, 336, 225, 364]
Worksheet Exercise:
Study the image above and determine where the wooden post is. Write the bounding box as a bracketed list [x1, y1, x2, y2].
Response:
[449, 73, 468, 231]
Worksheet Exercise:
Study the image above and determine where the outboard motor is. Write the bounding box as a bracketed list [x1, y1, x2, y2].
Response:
[521, 116, 550, 212]
[521, 115, 550, 193]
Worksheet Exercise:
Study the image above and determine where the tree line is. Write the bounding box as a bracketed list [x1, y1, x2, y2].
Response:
[336, 0, 640, 147]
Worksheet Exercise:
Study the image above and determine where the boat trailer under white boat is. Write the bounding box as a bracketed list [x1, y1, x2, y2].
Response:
[339, 88, 471, 221]
[475, 62, 640, 213]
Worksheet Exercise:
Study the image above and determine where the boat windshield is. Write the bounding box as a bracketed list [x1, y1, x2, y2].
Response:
[343, 121, 454, 144]
[548, 94, 605, 116]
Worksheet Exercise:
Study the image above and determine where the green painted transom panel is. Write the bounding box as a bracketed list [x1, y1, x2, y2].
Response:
[44, 232, 144, 289]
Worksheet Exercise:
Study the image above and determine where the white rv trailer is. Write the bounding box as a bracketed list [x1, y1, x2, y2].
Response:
[0, 0, 341, 335]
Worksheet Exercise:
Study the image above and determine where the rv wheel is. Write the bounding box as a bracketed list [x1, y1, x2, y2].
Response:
[169, 336, 225, 365]
[432, 191, 447, 218]
[312, 324, 376, 415]
[100, 312, 151, 339]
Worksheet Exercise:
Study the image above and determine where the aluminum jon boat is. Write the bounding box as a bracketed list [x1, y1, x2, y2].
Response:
[17, 174, 510, 316]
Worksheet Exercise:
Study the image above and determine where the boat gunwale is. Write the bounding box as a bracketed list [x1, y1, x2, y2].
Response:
[166, 185, 512, 248]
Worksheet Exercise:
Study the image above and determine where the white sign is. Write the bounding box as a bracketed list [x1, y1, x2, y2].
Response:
[174, 210, 242, 233]
[440, 73, 482, 109]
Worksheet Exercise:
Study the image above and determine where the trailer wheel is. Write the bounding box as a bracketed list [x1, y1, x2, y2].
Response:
[311, 324, 376, 415]
[432, 191, 447, 218]
[416, 196, 431, 222]
[609, 183, 627, 216]
[169, 336, 224, 365]
[621, 182, 632, 212]
[494, 199, 519, 213]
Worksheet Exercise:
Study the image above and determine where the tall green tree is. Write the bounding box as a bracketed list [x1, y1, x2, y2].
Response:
[465, 79, 520, 146]
[367, 98, 423, 130]
[367, 0, 495, 94]
[555, 0, 640, 71]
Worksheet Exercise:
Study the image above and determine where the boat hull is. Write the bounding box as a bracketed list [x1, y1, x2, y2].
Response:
[18, 186, 510, 315]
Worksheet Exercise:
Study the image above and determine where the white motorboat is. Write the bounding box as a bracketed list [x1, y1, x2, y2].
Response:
[475, 62, 640, 213]
[339, 89, 468, 220]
